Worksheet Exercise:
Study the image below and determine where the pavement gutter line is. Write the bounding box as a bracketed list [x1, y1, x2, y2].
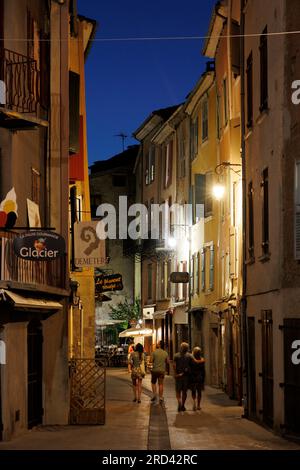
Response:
[112, 374, 171, 450]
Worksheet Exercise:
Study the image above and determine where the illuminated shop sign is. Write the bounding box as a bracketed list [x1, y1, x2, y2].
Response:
[13, 231, 65, 261]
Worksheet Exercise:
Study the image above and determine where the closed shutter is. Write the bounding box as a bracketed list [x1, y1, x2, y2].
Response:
[69, 71, 80, 154]
[201, 248, 205, 292]
[194, 174, 205, 222]
[229, 226, 237, 277]
[209, 245, 214, 290]
[295, 162, 300, 259]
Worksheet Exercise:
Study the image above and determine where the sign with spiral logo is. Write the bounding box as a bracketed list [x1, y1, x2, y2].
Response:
[74, 221, 106, 267]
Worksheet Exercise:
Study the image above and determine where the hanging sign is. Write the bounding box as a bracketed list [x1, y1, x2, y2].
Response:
[13, 231, 65, 261]
[170, 272, 190, 283]
[95, 273, 123, 293]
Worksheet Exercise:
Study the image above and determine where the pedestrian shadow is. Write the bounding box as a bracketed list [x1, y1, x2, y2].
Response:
[173, 411, 219, 431]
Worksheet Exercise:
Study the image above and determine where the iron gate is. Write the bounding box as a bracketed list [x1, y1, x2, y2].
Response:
[69, 358, 106, 425]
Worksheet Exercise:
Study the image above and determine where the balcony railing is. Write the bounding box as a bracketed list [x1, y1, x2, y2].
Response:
[0, 48, 40, 114]
[0, 231, 66, 291]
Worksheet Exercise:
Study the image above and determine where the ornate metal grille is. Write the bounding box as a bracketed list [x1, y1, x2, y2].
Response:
[69, 358, 106, 425]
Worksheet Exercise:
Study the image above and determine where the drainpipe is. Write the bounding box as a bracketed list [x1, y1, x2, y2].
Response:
[240, 0, 249, 418]
[187, 114, 192, 349]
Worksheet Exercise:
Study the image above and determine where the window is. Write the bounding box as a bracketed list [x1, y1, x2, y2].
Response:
[202, 99, 208, 141]
[223, 78, 228, 126]
[295, 162, 300, 259]
[164, 140, 173, 188]
[178, 129, 186, 178]
[246, 52, 253, 128]
[167, 259, 172, 298]
[209, 245, 214, 290]
[194, 174, 205, 223]
[160, 261, 166, 299]
[147, 264, 153, 300]
[31, 168, 40, 205]
[112, 174, 127, 187]
[248, 181, 254, 258]
[69, 71, 80, 154]
[260, 26, 268, 112]
[261, 168, 269, 255]
[190, 255, 194, 295]
[193, 255, 198, 294]
[200, 248, 206, 292]
[191, 116, 199, 160]
[216, 93, 221, 139]
[179, 260, 186, 300]
[204, 173, 213, 217]
[145, 145, 155, 184]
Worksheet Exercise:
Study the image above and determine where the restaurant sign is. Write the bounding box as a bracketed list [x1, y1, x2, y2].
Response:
[95, 273, 123, 294]
[170, 272, 190, 283]
[13, 231, 65, 261]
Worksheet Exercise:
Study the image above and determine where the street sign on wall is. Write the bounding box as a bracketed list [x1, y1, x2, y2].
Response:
[170, 272, 190, 283]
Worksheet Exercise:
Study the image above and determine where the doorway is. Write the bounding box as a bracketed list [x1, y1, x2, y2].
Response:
[27, 320, 43, 429]
[248, 317, 256, 415]
[261, 310, 273, 427]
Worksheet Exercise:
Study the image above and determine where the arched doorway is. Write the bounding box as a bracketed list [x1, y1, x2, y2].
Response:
[27, 320, 43, 429]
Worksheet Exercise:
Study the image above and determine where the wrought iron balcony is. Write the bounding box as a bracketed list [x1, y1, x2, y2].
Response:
[0, 48, 46, 128]
[0, 231, 67, 291]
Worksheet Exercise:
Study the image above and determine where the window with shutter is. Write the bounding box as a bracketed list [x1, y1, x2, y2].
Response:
[223, 78, 228, 126]
[216, 93, 221, 139]
[194, 174, 205, 223]
[190, 255, 194, 295]
[229, 227, 237, 278]
[246, 52, 253, 128]
[201, 248, 206, 292]
[248, 181, 254, 258]
[69, 71, 80, 154]
[202, 100, 208, 141]
[261, 168, 269, 255]
[205, 173, 213, 217]
[182, 260, 187, 300]
[209, 245, 214, 290]
[295, 162, 300, 259]
[260, 26, 268, 112]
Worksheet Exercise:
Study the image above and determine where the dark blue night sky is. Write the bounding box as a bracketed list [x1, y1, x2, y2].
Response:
[77, 0, 216, 163]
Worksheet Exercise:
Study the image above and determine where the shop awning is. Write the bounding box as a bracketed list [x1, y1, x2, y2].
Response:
[0, 289, 62, 311]
[119, 326, 153, 338]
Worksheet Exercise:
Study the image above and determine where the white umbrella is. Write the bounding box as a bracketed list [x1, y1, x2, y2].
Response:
[119, 326, 153, 338]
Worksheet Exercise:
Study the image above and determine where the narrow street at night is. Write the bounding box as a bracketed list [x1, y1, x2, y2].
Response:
[1, 0, 300, 461]
[0, 369, 298, 451]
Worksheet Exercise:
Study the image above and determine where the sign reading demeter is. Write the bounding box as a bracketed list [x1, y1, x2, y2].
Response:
[74, 221, 106, 267]
[13, 231, 65, 261]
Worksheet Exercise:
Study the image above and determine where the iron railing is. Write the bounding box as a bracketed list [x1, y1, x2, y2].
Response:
[0, 231, 66, 290]
[0, 48, 40, 114]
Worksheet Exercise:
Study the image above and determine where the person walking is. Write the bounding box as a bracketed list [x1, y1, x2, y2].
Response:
[127, 341, 135, 373]
[128, 342, 146, 403]
[190, 346, 205, 411]
[150, 341, 169, 405]
[173, 342, 192, 412]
